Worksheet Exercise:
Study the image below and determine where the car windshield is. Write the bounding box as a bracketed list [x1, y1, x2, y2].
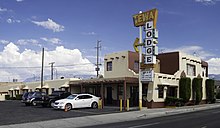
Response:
[66, 94, 77, 99]
[50, 91, 63, 96]
[28, 92, 34, 97]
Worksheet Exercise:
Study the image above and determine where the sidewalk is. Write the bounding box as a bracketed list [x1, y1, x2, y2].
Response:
[1, 103, 220, 128]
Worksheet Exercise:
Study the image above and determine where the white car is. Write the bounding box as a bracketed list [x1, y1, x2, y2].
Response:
[53, 94, 100, 111]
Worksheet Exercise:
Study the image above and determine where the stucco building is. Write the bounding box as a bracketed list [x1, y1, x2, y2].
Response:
[70, 51, 208, 108]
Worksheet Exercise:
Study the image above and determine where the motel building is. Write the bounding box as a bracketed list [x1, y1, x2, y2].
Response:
[0, 50, 208, 109]
[69, 50, 208, 108]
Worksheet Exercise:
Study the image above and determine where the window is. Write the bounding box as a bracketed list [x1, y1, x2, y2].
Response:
[107, 61, 112, 71]
[83, 95, 92, 99]
[158, 85, 164, 98]
[167, 87, 177, 97]
[134, 61, 139, 71]
[187, 64, 196, 76]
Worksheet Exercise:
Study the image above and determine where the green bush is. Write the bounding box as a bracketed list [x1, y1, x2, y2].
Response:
[9, 97, 16, 100]
[165, 96, 184, 107]
[5, 95, 10, 100]
[192, 78, 203, 104]
[16, 94, 23, 100]
[179, 77, 191, 103]
[216, 92, 220, 99]
[206, 79, 215, 103]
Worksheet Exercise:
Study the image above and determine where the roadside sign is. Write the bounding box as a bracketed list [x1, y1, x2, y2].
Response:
[141, 69, 154, 82]
[133, 8, 158, 28]
[133, 38, 140, 53]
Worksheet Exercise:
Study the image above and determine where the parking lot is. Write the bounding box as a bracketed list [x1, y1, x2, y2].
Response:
[0, 100, 120, 126]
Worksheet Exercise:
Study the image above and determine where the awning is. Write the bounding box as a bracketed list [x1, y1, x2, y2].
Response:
[22, 86, 29, 90]
[42, 83, 49, 88]
[35, 85, 42, 89]
[60, 82, 69, 88]
[8, 87, 14, 91]
[14, 87, 20, 90]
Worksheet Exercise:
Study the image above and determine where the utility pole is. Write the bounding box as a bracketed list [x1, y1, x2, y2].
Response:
[49, 62, 55, 80]
[40, 48, 44, 91]
[95, 40, 101, 78]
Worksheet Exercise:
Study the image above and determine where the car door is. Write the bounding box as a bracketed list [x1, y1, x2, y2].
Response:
[82, 95, 93, 107]
[74, 95, 84, 108]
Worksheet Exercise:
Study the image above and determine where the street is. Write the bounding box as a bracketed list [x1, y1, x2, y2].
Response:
[85, 107, 220, 128]
[0, 100, 120, 126]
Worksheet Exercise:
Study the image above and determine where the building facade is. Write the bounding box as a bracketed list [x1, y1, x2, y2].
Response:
[103, 51, 208, 108]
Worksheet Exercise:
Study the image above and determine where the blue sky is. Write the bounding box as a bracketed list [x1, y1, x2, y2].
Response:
[0, 0, 220, 81]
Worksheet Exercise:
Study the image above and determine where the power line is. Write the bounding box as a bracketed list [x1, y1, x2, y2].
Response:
[0, 62, 94, 69]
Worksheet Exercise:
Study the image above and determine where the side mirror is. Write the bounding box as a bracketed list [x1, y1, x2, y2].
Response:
[75, 98, 79, 100]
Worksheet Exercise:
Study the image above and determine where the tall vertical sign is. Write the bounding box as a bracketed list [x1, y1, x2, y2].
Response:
[133, 8, 158, 110]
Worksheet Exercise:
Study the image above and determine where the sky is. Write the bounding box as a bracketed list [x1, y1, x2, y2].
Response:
[0, 0, 220, 82]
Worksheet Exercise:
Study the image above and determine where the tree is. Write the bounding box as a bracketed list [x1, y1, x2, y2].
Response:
[192, 78, 203, 104]
[179, 77, 191, 103]
[206, 79, 215, 103]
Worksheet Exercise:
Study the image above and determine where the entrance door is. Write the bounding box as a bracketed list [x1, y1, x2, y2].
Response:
[130, 86, 138, 106]
[107, 87, 112, 104]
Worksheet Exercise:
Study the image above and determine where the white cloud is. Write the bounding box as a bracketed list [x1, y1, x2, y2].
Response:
[195, 0, 219, 5]
[6, 18, 21, 24]
[0, 40, 10, 45]
[82, 32, 97, 36]
[32, 18, 64, 32]
[0, 7, 7, 12]
[0, 43, 95, 82]
[16, 39, 40, 47]
[41, 37, 62, 45]
[160, 45, 214, 60]
[16, 0, 24, 2]
[207, 58, 220, 74]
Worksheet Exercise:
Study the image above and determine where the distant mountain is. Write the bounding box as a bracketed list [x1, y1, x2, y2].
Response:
[209, 74, 220, 80]
[23, 74, 97, 82]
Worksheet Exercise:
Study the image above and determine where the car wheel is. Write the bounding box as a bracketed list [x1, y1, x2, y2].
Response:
[50, 101, 55, 107]
[65, 103, 72, 111]
[91, 102, 98, 109]
[32, 101, 37, 106]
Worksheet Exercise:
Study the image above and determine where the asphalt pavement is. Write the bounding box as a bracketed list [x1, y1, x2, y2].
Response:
[85, 107, 220, 128]
[1, 101, 220, 128]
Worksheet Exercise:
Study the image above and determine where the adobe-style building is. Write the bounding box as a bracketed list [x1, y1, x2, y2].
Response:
[70, 50, 208, 108]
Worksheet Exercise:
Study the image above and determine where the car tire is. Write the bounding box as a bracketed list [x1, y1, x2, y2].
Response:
[32, 101, 37, 106]
[50, 101, 55, 107]
[91, 102, 98, 109]
[65, 103, 72, 111]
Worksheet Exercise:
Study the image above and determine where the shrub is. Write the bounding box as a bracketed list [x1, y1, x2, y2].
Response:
[206, 79, 215, 103]
[192, 78, 203, 104]
[216, 92, 220, 99]
[5, 95, 10, 100]
[165, 96, 184, 107]
[179, 77, 191, 103]
[16, 94, 23, 100]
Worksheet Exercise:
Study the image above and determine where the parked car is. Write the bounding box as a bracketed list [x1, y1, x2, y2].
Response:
[53, 94, 100, 111]
[21, 91, 46, 106]
[21, 92, 35, 106]
[40, 91, 71, 107]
